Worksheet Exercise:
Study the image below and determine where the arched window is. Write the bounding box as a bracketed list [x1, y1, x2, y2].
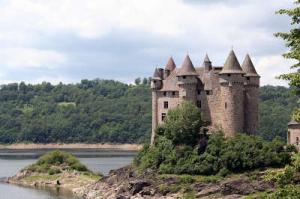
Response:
[296, 137, 299, 145]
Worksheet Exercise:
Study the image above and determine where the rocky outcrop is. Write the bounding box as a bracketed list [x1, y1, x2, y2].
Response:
[8, 165, 275, 199]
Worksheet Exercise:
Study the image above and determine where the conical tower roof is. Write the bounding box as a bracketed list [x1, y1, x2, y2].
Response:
[177, 55, 198, 76]
[242, 54, 259, 77]
[288, 120, 300, 126]
[165, 57, 176, 71]
[220, 50, 244, 74]
[152, 68, 162, 80]
[204, 54, 211, 63]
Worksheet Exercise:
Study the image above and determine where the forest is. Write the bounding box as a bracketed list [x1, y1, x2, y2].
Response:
[0, 78, 297, 144]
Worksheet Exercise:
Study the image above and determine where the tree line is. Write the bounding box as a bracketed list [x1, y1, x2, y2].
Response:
[0, 79, 296, 144]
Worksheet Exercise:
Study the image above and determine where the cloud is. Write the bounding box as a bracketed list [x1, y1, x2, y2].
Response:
[0, 48, 67, 69]
[0, 0, 295, 86]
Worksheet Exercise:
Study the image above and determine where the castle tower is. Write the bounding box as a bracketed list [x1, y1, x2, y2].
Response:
[219, 50, 245, 137]
[203, 54, 212, 73]
[150, 68, 163, 145]
[242, 54, 260, 135]
[164, 57, 176, 78]
[176, 55, 198, 104]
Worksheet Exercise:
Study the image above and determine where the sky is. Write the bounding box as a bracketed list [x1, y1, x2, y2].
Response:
[0, 0, 296, 86]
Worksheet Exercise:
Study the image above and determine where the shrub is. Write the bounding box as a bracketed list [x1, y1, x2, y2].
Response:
[48, 167, 61, 175]
[156, 102, 202, 146]
[135, 133, 292, 175]
[27, 150, 89, 173]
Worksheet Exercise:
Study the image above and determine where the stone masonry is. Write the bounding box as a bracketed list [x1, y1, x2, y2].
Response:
[150, 50, 260, 145]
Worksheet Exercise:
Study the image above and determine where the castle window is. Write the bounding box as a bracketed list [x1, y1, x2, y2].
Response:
[163, 92, 167, 96]
[153, 80, 156, 83]
[172, 91, 176, 96]
[225, 102, 227, 109]
[197, 90, 201, 95]
[182, 76, 186, 79]
[164, 101, 168, 109]
[206, 90, 212, 95]
[162, 113, 166, 121]
[297, 137, 299, 146]
[197, 100, 201, 108]
[227, 74, 231, 77]
[247, 77, 250, 80]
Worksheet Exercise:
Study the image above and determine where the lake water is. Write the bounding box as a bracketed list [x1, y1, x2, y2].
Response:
[0, 149, 137, 199]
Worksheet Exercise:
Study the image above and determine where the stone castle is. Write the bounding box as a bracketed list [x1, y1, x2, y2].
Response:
[151, 50, 260, 144]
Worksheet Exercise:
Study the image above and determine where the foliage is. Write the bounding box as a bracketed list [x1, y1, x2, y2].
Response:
[156, 102, 202, 146]
[258, 86, 297, 140]
[0, 79, 151, 144]
[275, 0, 300, 121]
[27, 150, 88, 173]
[135, 109, 291, 176]
[0, 78, 296, 144]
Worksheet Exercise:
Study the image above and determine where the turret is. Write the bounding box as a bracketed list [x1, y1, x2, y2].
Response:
[203, 54, 212, 73]
[219, 50, 245, 137]
[150, 67, 162, 145]
[151, 68, 163, 90]
[164, 57, 176, 78]
[242, 54, 260, 135]
[176, 55, 198, 104]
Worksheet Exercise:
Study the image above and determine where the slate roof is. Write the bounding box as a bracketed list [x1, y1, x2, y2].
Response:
[165, 57, 176, 71]
[242, 54, 259, 77]
[177, 55, 198, 76]
[288, 120, 300, 126]
[152, 68, 162, 80]
[220, 50, 245, 74]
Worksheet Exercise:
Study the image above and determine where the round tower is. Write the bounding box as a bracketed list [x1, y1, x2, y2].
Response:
[242, 54, 260, 135]
[203, 54, 212, 73]
[164, 57, 176, 78]
[150, 68, 162, 145]
[176, 55, 198, 104]
[219, 50, 245, 137]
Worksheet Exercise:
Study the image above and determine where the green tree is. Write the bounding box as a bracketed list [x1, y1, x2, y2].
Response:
[275, 1, 300, 121]
[134, 78, 141, 85]
[156, 102, 202, 146]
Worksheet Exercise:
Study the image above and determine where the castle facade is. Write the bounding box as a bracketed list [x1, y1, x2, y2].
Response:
[151, 50, 260, 145]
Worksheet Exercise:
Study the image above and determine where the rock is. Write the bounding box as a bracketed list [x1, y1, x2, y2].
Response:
[196, 184, 221, 197]
[220, 178, 274, 195]
[128, 180, 151, 195]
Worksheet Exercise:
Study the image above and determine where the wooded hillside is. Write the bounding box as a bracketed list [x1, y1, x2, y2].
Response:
[0, 79, 296, 144]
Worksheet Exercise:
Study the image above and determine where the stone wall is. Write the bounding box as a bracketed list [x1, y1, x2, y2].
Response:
[288, 125, 300, 151]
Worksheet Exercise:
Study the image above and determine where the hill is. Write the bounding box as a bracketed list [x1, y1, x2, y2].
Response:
[0, 79, 296, 144]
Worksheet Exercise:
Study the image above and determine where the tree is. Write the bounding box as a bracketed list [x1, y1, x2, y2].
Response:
[275, 1, 300, 121]
[142, 78, 148, 85]
[156, 102, 202, 146]
[134, 78, 141, 85]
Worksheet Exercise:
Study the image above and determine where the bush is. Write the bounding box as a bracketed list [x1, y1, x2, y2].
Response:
[27, 150, 89, 173]
[48, 167, 61, 175]
[135, 133, 292, 175]
[156, 102, 202, 146]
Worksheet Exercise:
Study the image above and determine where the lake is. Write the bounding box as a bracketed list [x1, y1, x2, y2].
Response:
[0, 149, 137, 199]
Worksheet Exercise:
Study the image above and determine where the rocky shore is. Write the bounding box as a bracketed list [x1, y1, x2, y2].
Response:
[7, 165, 276, 199]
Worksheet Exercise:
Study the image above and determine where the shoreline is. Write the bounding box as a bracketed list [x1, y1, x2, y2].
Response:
[0, 143, 143, 151]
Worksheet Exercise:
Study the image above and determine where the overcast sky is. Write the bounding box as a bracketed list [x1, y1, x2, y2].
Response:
[0, 0, 296, 86]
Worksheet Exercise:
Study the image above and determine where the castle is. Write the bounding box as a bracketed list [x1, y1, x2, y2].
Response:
[151, 50, 260, 145]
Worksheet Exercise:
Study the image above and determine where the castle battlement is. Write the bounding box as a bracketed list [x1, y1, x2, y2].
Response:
[151, 50, 260, 145]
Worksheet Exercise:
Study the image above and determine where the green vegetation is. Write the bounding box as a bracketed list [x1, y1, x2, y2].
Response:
[275, 0, 300, 121]
[259, 85, 298, 140]
[0, 79, 151, 144]
[134, 102, 292, 176]
[0, 78, 296, 144]
[26, 150, 89, 174]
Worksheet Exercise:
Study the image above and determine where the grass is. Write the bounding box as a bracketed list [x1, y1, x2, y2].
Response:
[23, 174, 60, 183]
[158, 174, 224, 184]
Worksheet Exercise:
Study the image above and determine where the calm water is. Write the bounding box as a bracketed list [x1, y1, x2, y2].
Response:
[0, 149, 137, 199]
